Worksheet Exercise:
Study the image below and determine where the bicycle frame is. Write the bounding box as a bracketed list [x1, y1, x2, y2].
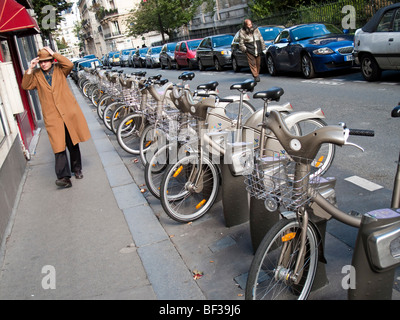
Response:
[258, 107, 400, 300]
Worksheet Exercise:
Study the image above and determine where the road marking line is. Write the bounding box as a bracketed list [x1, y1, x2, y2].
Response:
[344, 175, 383, 192]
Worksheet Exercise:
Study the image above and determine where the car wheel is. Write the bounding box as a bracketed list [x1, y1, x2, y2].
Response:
[267, 54, 277, 76]
[301, 54, 315, 79]
[214, 57, 222, 71]
[198, 59, 205, 71]
[188, 59, 194, 70]
[232, 57, 241, 72]
[360, 54, 381, 82]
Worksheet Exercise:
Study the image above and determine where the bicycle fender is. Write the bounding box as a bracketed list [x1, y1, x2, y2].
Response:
[222, 94, 250, 101]
[283, 108, 325, 130]
[267, 102, 293, 113]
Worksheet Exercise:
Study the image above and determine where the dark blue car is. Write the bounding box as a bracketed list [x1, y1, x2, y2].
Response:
[266, 23, 354, 78]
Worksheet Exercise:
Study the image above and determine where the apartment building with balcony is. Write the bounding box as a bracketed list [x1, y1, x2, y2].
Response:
[56, 0, 81, 58]
[175, 0, 249, 40]
[78, 0, 164, 57]
[76, 0, 249, 57]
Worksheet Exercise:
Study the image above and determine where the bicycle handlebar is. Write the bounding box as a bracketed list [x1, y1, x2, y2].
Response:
[349, 128, 375, 136]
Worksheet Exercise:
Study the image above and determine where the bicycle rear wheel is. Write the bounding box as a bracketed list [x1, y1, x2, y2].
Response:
[224, 100, 255, 123]
[160, 154, 219, 222]
[245, 218, 319, 300]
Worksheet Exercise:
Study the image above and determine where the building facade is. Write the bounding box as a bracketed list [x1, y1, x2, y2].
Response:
[76, 0, 249, 57]
[56, 0, 81, 58]
[0, 0, 42, 246]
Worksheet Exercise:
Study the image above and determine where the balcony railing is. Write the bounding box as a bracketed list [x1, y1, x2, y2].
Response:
[103, 30, 122, 40]
[95, 7, 118, 22]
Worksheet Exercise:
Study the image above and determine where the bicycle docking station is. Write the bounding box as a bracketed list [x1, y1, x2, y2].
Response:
[349, 208, 400, 299]
[205, 130, 253, 227]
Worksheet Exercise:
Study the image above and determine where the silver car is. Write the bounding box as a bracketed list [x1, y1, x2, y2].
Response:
[353, 3, 400, 81]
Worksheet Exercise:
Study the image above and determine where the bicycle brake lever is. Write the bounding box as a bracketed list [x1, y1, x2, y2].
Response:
[344, 141, 365, 152]
[343, 128, 365, 152]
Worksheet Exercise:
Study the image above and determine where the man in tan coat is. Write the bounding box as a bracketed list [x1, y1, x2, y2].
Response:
[22, 47, 91, 188]
[239, 19, 266, 82]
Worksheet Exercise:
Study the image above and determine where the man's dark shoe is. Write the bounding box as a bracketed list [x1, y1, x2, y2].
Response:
[74, 170, 83, 179]
[55, 177, 72, 188]
[255, 76, 260, 82]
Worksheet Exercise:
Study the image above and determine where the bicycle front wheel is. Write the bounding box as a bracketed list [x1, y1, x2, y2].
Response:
[290, 118, 335, 176]
[139, 124, 168, 166]
[245, 218, 319, 300]
[160, 154, 219, 223]
[116, 113, 146, 154]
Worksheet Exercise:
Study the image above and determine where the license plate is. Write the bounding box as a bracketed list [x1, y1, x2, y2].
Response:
[345, 55, 354, 61]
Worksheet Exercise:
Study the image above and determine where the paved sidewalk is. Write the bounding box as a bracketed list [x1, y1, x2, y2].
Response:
[0, 78, 399, 300]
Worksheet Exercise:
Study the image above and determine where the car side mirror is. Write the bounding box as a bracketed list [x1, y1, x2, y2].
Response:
[279, 38, 289, 44]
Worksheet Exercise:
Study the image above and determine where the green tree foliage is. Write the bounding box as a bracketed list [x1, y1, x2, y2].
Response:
[32, 0, 72, 38]
[126, 0, 214, 42]
[249, 0, 318, 19]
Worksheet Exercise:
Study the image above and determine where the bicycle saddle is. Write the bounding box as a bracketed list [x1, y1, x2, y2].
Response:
[197, 81, 219, 91]
[155, 78, 169, 86]
[392, 104, 400, 118]
[230, 79, 256, 92]
[131, 71, 146, 77]
[178, 71, 195, 81]
[148, 74, 162, 81]
[253, 87, 284, 102]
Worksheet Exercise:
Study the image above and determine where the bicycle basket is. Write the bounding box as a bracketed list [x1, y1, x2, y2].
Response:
[244, 151, 321, 210]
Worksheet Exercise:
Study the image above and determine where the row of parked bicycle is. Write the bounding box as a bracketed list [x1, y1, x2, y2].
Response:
[74, 66, 400, 300]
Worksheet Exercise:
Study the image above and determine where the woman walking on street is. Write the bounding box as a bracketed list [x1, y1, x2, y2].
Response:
[239, 19, 266, 82]
[22, 47, 91, 188]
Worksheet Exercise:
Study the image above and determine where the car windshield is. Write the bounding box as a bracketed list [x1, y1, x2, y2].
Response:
[212, 35, 233, 47]
[167, 43, 176, 51]
[291, 24, 343, 41]
[151, 47, 162, 54]
[187, 40, 201, 50]
[259, 27, 283, 41]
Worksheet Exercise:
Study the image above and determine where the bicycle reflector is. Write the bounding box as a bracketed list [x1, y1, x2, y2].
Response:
[282, 232, 296, 242]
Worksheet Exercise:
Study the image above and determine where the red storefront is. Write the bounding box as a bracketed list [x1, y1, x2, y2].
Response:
[0, 0, 40, 150]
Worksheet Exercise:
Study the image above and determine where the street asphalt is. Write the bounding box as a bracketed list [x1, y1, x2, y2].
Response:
[0, 77, 399, 303]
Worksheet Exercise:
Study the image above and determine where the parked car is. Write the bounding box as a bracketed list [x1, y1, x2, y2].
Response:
[196, 34, 234, 71]
[71, 55, 102, 81]
[231, 25, 284, 72]
[353, 3, 400, 81]
[132, 47, 148, 68]
[111, 52, 120, 66]
[145, 46, 162, 68]
[175, 38, 202, 70]
[120, 48, 135, 67]
[128, 49, 137, 67]
[104, 51, 117, 66]
[266, 23, 354, 78]
[160, 42, 177, 69]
